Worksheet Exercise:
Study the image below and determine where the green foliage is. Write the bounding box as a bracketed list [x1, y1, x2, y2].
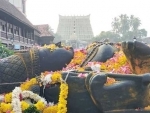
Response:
[93, 14, 147, 42]
[93, 31, 120, 42]
[0, 42, 14, 58]
[23, 105, 40, 113]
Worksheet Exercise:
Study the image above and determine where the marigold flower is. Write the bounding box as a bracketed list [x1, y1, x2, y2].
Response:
[43, 105, 58, 113]
[35, 101, 45, 111]
[0, 103, 12, 112]
[21, 101, 29, 111]
[4, 93, 12, 103]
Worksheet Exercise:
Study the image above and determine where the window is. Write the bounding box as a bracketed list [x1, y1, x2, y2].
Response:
[0, 24, 1, 31]
[2, 25, 5, 31]
[11, 28, 13, 33]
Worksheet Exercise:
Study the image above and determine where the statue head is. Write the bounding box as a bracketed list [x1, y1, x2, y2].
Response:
[121, 41, 150, 74]
[38, 43, 74, 72]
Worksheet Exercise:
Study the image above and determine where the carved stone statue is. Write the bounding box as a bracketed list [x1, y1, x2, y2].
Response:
[122, 41, 150, 74]
[30, 72, 150, 113]
[80, 42, 115, 67]
[0, 45, 74, 93]
[1, 40, 150, 113]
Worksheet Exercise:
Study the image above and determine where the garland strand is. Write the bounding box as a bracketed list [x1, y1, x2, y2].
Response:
[0, 72, 68, 113]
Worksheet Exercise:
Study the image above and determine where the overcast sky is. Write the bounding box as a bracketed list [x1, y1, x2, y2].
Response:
[26, 0, 150, 36]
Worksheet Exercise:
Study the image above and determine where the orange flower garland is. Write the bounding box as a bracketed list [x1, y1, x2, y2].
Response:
[87, 51, 132, 74]
[70, 49, 87, 65]
[65, 49, 87, 70]
[100, 51, 132, 74]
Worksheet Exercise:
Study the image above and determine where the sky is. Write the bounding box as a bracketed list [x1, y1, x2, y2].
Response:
[26, 0, 150, 36]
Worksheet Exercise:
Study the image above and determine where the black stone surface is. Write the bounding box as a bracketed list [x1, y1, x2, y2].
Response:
[91, 44, 115, 62]
[105, 110, 150, 113]
[29, 72, 150, 113]
[39, 48, 74, 72]
[89, 73, 150, 111]
[63, 72, 100, 113]
[121, 41, 150, 74]
[0, 47, 74, 93]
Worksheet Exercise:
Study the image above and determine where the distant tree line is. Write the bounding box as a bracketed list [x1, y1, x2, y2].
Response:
[92, 14, 147, 42]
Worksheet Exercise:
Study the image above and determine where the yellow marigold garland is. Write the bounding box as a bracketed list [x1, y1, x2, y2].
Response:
[0, 71, 68, 113]
[103, 51, 131, 74]
[57, 82, 68, 113]
[0, 103, 12, 112]
[21, 101, 29, 111]
[51, 72, 61, 83]
[43, 82, 68, 113]
[87, 51, 132, 74]
[43, 105, 58, 113]
[43, 44, 57, 51]
[34, 101, 46, 111]
[70, 49, 86, 65]
[20, 78, 37, 91]
[100, 51, 128, 71]
[4, 92, 12, 103]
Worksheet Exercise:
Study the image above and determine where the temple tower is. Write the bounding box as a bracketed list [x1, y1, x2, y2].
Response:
[56, 15, 94, 41]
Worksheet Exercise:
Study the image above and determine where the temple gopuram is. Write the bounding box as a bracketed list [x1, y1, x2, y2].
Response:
[56, 15, 94, 42]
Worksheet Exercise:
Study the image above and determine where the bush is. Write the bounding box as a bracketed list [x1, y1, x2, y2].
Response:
[0, 42, 14, 58]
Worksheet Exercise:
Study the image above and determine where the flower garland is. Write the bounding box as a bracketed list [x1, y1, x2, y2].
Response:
[87, 51, 132, 74]
[40, 71, 68, 113]
[64, 47, 132, 74]
[64, 49, 87, 70]
[20, 78, 37, 91]
[0, 46, 135, 113]
[21, 91, 47, 112]
[12, 87, 22, 113]
[43, 82, 68, 113]
[81, 51, 132, 85]
[0, 71, 68, 113]
[43, 44, 57, 51]
[100, 51, 132, 74]
[43, 43, 71, 52]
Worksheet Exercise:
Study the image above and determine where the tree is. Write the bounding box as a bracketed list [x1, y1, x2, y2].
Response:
[93, 14, 147, 42]
[92, 31, 120, 42]
[111, 14, 147, 41]
[138, 29, 147, 39]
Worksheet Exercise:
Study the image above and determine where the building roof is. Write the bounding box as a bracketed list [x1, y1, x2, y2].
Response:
[34, 24, 54, 37]
[0, 0, 34, 28]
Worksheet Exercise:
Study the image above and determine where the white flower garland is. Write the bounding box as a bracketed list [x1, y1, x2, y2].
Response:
[90, 63, 101, 73]
[11, 87, 47, 113]
[40, 74, 52, 86]
[21, 90, 47, 105]
[12, 87, 22, 113]
[0, 95, 4, 102]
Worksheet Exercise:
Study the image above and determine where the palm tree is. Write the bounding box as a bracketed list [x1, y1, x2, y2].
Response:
[111, 17, 120, 34]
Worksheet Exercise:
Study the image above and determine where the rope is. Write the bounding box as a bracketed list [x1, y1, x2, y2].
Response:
[64, 71, 70, 82]
[42, 71, 71, 96]
[64, 67, 75, 82]
[29, 49, 34, 76]
[80, 43, 102, 67]
[0, 82, 24, 86]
